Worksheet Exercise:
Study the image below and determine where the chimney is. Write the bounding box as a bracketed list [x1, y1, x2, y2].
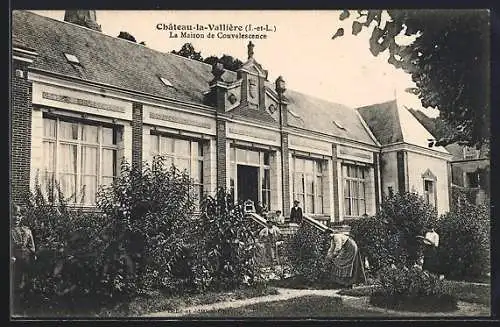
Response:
[64, 10, 102, 32]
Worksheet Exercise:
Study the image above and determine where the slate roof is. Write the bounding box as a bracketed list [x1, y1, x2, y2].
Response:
[357, 100, 449, 154]
[12, 10, 377, 146]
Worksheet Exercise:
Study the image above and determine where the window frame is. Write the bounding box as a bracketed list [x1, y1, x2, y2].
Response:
[292, 156, 325, 215]
[41, 116, 120, 206]
[342, 164, 367, 218]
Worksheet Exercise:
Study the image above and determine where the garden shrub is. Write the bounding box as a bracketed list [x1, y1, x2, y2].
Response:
[370, 265, 458, 312]
[189, 188, 262, 292]
[350, 192, 438, 272]
[286, 223, 330, 283]
[437, 198, 490, 281]
[95, 157, 196, 295]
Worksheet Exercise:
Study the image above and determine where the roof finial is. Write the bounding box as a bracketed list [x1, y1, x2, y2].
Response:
[247, 41, 254, 59]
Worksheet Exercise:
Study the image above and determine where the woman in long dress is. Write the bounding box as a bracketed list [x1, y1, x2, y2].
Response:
[324, 231, 366, 288]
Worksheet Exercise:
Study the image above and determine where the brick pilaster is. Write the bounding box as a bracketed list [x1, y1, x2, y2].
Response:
[332, 144, 340, 222]
[374, 151, 381, 212]
[281, 132, 290, 216]
[11, 61, 33, 205]
[132, 102, 143, 171]
[216, 119, 227, 190]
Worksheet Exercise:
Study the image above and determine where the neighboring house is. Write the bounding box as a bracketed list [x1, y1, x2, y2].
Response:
[10, 10, 453, 225]
[357, 100, 453, 215]
[408, 109, 490, 206]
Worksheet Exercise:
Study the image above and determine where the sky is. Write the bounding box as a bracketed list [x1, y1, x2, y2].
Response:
[30, 10, 439, 117]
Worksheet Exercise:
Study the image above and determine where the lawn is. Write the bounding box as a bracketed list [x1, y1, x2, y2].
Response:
[18, 286, 279, 318]
[187, 295, 387, 317]
[338, 280, 491, 306]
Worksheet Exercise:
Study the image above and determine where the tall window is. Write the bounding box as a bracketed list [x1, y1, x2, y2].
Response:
[343, 164, 366, 217]
[150, 134, 204, 208]
[292, 157, 325, 214]
[42, 117, 120, 205]
[423, 179, 436, 207]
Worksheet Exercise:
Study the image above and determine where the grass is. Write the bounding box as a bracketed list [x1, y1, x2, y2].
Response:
[338, 280, 491, 306]
[187, 295, 386, 317]
[19, 285, 279, 318]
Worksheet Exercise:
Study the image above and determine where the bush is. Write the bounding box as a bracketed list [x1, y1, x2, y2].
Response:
[20, 181, 110, 308]
[350, 192, 438, 271]
[437, 198, 490, 281]
[189, 188, 263, 292]
[286, 223, 330, 283]
[370, 265, 458, 312]
[96, 157, 196, 296]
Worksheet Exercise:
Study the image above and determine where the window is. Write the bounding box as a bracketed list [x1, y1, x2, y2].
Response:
[343, 164, 366, 217]
[159, 76, 173, 87]
[42, 117, 120, 205]
[150, 134, 204, 208]
[466, 172, 480, 188]
[261, 168, 271, 211]
[64, 53, 80, 65]
[463, 146, 480, 160]
[423, 179, 436, 207]
[292, 157, 325, 214]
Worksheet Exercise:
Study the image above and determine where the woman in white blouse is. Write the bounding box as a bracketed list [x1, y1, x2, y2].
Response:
[324, 230, 366, 288]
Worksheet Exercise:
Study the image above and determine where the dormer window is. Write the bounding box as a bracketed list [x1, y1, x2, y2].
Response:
[64, 53, 80, 65]
[159, 76, 173, 87]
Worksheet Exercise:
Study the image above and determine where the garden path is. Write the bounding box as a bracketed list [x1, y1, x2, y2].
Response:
[144, 287, 342, 317]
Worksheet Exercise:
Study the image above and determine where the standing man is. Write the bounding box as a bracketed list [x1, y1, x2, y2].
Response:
[290, 200, 303, 224]
[11, 204, 36, 313]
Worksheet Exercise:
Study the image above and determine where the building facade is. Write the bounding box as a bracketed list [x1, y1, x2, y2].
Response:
[11, 10, 453, 223]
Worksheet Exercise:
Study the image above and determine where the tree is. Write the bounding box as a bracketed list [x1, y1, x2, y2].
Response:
[171, 43, 203, 61]
[117, 31, 137, 43]
[333, 10, 490, 149]
[171, 43, 244, 71]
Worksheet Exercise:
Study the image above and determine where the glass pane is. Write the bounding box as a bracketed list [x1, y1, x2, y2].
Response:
[59, 144, 77, 173]
[359, 182, 365, 200]
[316, 161, 323, 174]
[295, 158, 304, 171]
[164, 156, 174, 167]
[353, 198, 359, 216]
[82, 176, 97, 204]
[43, 119, 56, 138]
[344, 198, 351, 216]
[236, 148, 246, 162]
[197, 142, 204, 157]
[102, 127, 115, 145]
[306, 195, 314, 212]
[344, 179, 350, 198]
[306, 175, 314, 194]
[102, 177, 114, 186]
[150, 135, 159, 156]
[175, 139, 190, 155]
[81, 146, 98, 175]
[82, 125, 99, 143]
[248, 150, 259, 165]
[305, 160, 314, 174]
[352, 181, 358, 198]
[102, 149, 116, 177]
[160, 136, 174, 154]
[262, 169, 270, 189]
[60, 121, 79, 140]
[316, 176, 323, 196]
[360, 199, 366, 215]
[264, 152, 270, 165]
[43, 141, 55, 172]
[342, 165, 348, 177]
[175, 158, 191, 174]
[198, 160, 204, 183]
[316, 196, 323, 214]
[59, 174, 77, 198]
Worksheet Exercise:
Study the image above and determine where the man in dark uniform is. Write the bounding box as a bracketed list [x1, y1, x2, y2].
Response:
[289, 200, 303, 224]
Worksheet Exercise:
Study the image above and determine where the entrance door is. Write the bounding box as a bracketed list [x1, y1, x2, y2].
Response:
[237, 165, 259, 204]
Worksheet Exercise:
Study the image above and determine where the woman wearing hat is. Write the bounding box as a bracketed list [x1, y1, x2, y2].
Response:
[324, 230, 366, 288]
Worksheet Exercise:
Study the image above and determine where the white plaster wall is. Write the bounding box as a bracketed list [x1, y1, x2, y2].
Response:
[381, 151, 399, 197]
[407, 152, 450, 215]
